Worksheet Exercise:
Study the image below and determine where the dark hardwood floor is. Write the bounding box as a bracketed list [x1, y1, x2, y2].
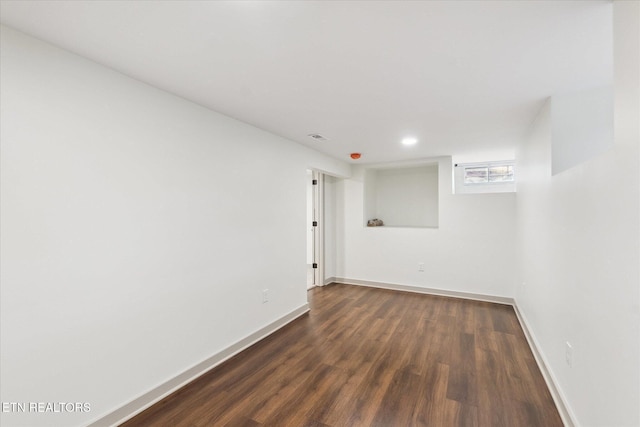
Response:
[121, 283, 563, 427]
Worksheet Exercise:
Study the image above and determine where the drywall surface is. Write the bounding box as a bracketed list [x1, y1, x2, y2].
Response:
[337, 157, 517, 298]
[323, 175, 339, 283]
[514, 3, 639, 425]
[551, 85, 614, 175]
[0, 26, 349, 427]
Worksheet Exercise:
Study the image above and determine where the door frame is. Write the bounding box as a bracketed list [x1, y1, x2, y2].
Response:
[308, 170, 325, 288]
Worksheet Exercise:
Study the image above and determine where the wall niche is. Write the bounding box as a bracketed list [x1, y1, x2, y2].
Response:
[364, 163, 439, 228]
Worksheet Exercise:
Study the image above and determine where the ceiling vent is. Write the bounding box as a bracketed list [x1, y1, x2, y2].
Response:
[308, 133, 329, 142]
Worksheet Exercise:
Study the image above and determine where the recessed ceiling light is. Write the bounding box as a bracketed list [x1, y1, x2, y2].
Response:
[402, 137, 418, 146]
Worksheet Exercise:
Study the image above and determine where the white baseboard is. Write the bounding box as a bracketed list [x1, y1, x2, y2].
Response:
[333, 277, 514, 305]
[86, 304, 310, 427]
[324, 276, 337, 286]
[335, 278, 575, 427]
[512, 303, 577, 427]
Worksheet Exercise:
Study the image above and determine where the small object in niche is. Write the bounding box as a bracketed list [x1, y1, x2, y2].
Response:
[367, 218, 384, 227]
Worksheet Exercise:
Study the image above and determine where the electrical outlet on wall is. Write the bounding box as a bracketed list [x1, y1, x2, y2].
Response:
[565, 341, 573, 367]
[262, 289, 269, 303]
[418, 262, 425, 272]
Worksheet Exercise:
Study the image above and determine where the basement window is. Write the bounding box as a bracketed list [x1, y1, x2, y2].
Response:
[454, 161, 516, 194]
[464, 164, 514, 184]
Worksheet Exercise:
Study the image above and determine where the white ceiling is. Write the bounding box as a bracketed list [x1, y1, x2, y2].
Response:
[0, 0, 613, 164]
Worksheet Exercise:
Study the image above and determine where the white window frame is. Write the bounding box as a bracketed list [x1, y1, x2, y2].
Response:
[454, 160, 516, 194]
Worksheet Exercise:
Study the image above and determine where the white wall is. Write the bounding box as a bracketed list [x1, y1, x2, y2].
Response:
[514, 2, 639, 425]
[323, 174, 339, 283]
[337, 157, 517, 298]
[551, 85, 614, 175]
[0, 26, 349, 427]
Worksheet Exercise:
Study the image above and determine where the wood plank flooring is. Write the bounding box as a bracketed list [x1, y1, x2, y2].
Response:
[121, 283, 563, 427]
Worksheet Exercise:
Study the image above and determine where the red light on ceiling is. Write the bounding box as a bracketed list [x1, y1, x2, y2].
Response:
[350, 153, 361, 160]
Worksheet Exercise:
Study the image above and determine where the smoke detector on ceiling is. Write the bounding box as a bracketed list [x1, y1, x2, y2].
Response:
[308, 133, 329, 142]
